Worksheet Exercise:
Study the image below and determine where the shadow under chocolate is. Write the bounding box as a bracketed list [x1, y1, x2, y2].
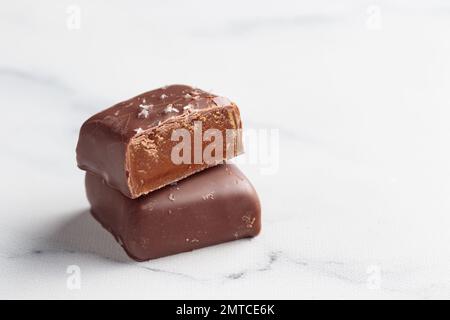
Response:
[45, 209, 130, 263]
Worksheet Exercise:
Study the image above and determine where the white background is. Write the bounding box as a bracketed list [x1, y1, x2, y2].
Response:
[1, 0, 450, 299]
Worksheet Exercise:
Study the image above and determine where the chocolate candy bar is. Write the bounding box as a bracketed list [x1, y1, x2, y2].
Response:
[86, 164, 261, 261]
[77, 85, 243, 199]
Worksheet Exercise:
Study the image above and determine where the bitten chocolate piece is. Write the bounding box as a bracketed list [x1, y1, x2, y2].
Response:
[77, 85, 243, 199]
[86, 164, 261, 261]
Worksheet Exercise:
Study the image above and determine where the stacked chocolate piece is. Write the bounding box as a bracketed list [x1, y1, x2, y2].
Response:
[76, 85, 261, 261]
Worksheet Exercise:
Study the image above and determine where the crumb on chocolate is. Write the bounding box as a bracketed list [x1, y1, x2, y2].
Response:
[202, 192, 215, 200]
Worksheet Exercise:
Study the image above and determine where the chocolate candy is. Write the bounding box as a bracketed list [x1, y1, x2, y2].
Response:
[77, 85, 243, 199]
[86, 164, 261, 261]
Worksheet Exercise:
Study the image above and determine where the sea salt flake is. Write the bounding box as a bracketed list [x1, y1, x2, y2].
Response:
[184, 93, 192, 99]
[164, 104, 179, 113]
[183, 104, 194, 111]
[168, 193, 175, 201]
[139, 104, 153, 110]
[138, 109, 149, 119]
[134, 128, 144, 135]
[160, 93, 168, 99]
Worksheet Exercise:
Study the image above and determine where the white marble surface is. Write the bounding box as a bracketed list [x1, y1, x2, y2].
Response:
[1, 0, 450, 299]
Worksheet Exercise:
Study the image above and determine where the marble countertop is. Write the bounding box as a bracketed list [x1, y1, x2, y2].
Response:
[1, 0, 450, 299]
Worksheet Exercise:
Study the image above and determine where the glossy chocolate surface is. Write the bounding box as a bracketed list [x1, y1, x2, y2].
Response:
[77, 85, 243, 198]
[86, 164, 261, 261]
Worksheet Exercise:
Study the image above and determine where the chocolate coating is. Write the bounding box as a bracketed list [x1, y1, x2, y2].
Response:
[77, 85, 243, 199]
[85, 164, 261, 261]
